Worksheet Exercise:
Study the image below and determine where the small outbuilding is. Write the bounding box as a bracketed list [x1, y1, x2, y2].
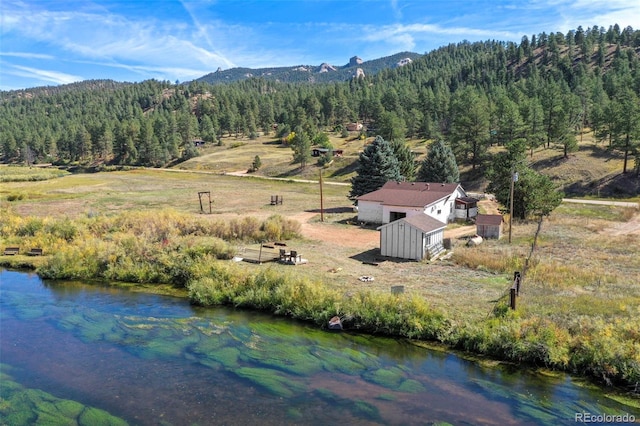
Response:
[377, 215, 446, 261]
[475, 214, 503, 239]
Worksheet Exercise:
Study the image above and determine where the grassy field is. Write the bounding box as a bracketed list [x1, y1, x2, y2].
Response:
[1, 135, 639, 394]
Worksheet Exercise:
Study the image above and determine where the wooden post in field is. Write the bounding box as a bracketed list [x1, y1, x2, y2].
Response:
[198, 191, 212, 214]
[510, 287, 517, 310]
[319, 170, 324, 222]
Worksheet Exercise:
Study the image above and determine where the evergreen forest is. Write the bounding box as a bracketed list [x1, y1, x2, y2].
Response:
[1, 24, 639, 183]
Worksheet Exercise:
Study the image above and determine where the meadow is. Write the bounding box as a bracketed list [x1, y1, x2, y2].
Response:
[1, 137, 639, 398]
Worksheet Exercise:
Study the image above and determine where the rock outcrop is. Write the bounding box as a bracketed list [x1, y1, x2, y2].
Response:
[319, 63, 337, 73]
[348, 56, 363, 67]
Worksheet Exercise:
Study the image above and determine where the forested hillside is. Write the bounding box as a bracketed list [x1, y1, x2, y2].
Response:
[1, 24, 639, 188]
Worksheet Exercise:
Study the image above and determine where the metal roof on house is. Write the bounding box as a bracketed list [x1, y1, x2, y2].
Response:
[476, 214, 503, 226]
[377, 214, 446, 233]
[357, 181, 463, 207]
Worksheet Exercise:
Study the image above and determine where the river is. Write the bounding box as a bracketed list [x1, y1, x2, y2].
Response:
[1, 269, 638, 425]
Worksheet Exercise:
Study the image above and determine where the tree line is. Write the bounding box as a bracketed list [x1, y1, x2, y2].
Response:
[1, 24, 639, 177]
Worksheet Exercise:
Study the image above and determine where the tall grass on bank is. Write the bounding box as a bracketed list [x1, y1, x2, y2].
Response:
[187, 263, 449, 340]
[0, 209, 299, 283]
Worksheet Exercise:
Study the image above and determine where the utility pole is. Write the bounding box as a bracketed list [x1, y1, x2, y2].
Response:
[509, 170, 518, 243]
[319, 170, 324, 222]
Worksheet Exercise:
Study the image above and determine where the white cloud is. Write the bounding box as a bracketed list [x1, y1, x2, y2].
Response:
[0, 52, 55, 59]
[1, 1, 237, 74]
[6, 64, 82, 85]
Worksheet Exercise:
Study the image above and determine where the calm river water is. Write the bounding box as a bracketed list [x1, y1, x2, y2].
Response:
[1, 269, 638, 425]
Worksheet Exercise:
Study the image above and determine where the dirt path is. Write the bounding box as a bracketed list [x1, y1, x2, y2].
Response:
[289, 212, 379, 248]
[604, 212, 640, 236]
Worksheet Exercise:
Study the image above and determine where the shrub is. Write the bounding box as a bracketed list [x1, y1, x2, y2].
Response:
[7, 193, 25, 201]
[45, 218, 78, 242]
[261, 215, 301, 241]
[16, 218, 44, 237]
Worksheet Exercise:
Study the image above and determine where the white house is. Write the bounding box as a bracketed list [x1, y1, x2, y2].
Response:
[356, 181, 476, 225]
[377, 214, 446, 260]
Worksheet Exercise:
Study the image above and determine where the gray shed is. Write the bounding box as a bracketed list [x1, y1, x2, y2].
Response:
[377, 215, 446, 260]
[476, 214, 503, 239]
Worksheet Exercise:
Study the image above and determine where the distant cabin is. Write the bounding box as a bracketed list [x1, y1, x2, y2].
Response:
[346, 122, 363, 132]
[475, 214, 503, 239]
[311, 148, 343, 157]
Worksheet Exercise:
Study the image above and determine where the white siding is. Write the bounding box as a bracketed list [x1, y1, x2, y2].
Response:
[381, 206, 422, 223]
[379, 220, 424, 260]
[357, 200, 383, 223]
[423, 198, 452, 223]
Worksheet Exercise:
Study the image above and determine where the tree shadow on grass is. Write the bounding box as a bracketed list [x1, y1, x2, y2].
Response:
[565, 172, 640, 197]
[328, 160, 359, 178]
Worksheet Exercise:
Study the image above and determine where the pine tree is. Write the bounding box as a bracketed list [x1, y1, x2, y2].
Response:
[391, 139, 416, 181]
[291, 126, 311, 168]
[350, 135, 402, 199]
[417, 140, 460, 183]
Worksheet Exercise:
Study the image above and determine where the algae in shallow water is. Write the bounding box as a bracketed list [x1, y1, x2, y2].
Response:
[0, 373, 127, 426]
[210, 346, 241, 368]
[362, 366, 405, 389]
[352, 400, 381, 421]
[313, 347, 366, 375]
[190, 333, 231, 356]
[605, 393, 640, 409]
[470, 377, 587, 423]
[234, 367, 304, 398]
[397, 378, 426, 393]
[313, 388, 382, 422]
[241, 342, 323, 376]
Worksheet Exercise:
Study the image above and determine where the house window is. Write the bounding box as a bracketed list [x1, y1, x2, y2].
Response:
[437, 209, 441, 215]
[390, 211, 406, 222]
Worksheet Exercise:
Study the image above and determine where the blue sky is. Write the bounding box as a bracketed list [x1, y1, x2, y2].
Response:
[1, 0, 638, 90]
